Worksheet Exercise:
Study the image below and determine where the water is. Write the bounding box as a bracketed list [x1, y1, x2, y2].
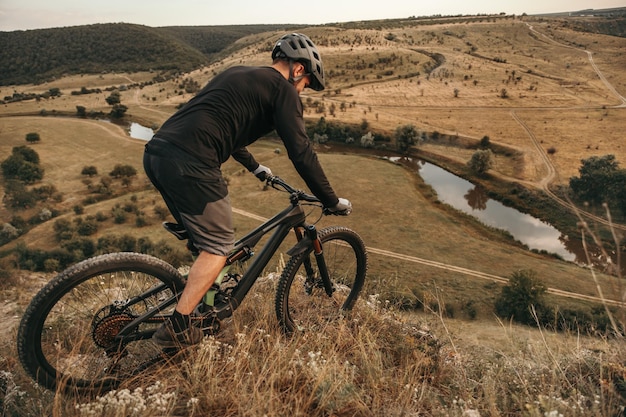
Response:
[129, 122, 154, 140]
[414, 160, 575, 261]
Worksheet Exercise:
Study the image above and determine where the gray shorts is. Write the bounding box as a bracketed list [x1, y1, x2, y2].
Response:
[144, 138, 234, 256]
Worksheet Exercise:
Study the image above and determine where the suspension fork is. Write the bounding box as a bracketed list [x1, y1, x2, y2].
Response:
[294, 225, 334, 297]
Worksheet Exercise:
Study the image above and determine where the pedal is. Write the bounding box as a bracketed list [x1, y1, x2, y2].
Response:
[191, 305, 221, 335]
[200, 317, 221, 335]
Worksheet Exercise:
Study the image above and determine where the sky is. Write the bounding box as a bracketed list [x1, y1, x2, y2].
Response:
[1, 0, 624, 31]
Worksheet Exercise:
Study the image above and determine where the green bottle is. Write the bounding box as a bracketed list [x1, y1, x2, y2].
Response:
[203, 265, 231, 307]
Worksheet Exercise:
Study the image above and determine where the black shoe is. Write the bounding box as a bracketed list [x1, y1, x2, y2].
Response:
[152, 321, 203, 349]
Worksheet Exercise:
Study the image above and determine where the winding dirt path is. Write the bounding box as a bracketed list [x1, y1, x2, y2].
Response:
[511, 111, 626, 232]
[509, 25, 626, 232]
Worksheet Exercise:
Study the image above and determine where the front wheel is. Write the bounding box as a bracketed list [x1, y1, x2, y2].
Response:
[275, 226, 367, 335]
[17, 252, 185, 393]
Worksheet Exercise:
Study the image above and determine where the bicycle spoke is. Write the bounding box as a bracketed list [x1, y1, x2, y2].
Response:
[276, 227, 367, 334]
[18, 253, 184, 392]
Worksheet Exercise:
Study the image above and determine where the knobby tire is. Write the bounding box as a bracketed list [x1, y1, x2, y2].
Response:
[16, 252, 185, 393]
[275, 226, 367, 335]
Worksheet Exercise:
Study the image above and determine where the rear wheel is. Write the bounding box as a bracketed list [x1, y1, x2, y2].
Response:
[17, 252, 185, 393]
[275, 226, 367, 335]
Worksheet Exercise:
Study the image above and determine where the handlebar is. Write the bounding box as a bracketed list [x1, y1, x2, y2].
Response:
[265, 175, 320, 203]
[264, 175, 350, 216]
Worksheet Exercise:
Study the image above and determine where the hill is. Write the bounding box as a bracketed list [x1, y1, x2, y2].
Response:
[0, 23, 302, 86]
[1, 11, 625, 86]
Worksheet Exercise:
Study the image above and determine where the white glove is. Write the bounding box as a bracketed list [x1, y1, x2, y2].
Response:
[327, 198, 352, 215]
[253, 164, 272, 181]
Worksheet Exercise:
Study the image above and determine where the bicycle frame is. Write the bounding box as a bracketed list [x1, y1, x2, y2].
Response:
[216, 201, 310, 317]
[115, 193, 319, 343]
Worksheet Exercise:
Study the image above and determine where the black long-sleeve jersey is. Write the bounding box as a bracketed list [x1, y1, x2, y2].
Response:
[154, 65, 339, 208]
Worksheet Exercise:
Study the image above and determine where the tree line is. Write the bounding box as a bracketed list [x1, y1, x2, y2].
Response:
[0, 23, 297, 86]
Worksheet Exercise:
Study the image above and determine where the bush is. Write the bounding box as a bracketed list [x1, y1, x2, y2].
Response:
[75, 218, 99, 236]
[109, 164, 137, 179]
[53, 218, 74, 241]
[467, 149, 494, 175]
[25, 132, 41, 143]
[494, 269, 546, 326]
[62, 238, 96, 259]
[81, 165, 98, 176]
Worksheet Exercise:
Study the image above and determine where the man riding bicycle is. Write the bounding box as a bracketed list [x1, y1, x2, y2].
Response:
[143, 33, 352, 349]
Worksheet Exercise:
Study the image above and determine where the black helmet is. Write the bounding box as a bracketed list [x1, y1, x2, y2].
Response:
[271, 33, 325, 91]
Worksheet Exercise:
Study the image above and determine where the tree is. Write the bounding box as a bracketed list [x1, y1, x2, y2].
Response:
[495, 269, 546, 326]
[12, 146, 40, 164]
[25, 132, 41, 143]
[394, 124, 421, 153]
[467, 149, 493, 175]
[3, 180, 37, 209]
[1, 155, 24, 179]
[1, 147, 44, 184]
[105, 91, 121, 105]
[109, 164, 137, 179]
[81, 165, 98, 177]
[570, 155, 620, 204]
[110, 103, 128, 119]
[2, 146, 41, 181]
[16, 162, 45, 184]
[76, 105, 87, 117]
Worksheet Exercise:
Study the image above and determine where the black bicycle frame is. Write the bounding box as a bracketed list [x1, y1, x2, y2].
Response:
[115, 200, 316, 343]
[213, 201, 310, 318]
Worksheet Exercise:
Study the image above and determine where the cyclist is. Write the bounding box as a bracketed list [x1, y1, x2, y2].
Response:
[143, 33, 352, 349]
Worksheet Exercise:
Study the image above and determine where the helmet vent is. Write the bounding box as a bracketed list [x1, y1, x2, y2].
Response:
[271, 33, 326, 91]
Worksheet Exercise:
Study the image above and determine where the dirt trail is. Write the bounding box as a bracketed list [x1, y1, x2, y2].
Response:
[509, 25, 626, 232]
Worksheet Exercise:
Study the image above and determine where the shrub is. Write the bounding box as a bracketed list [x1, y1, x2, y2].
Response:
[154, 205, 170, 220]
[494, 269, 546, 326]
[25, 132, 41, 143]
[109, 164, 137, 179]
[81, 165, 98, 176]
[53, 218, 74, 241]
[75, 218, 99, 236]
[467, 149, 494, 175]
[135, 213, 149, 227]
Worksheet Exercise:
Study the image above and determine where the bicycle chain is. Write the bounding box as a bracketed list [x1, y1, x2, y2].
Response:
[92, 312, 134, 348]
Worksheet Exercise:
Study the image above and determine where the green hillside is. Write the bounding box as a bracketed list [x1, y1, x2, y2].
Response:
[0, 23, 301, 86]
[160, 24, 304, 56]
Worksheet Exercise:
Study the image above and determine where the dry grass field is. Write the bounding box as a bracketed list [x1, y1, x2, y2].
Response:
[1, 15, 625, 416]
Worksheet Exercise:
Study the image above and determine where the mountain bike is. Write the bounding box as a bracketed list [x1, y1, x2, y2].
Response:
[17, 175, 368, 393]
